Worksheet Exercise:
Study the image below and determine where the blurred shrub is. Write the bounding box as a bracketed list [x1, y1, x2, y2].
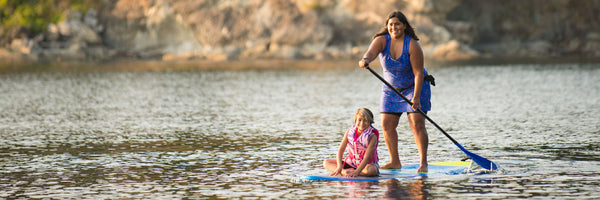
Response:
[0, 0, 101, 36]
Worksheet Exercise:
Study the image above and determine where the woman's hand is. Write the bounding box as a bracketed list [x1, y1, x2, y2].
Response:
[358, 57, 369, 69]
[411, 97, 421, 111]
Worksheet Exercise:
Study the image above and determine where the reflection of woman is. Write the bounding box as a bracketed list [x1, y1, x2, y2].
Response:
[383, 179, 428, 199]
[325, 178, 428, 199]
[358, 11, 432, 172]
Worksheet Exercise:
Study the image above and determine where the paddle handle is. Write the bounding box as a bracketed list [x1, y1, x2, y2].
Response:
[365, 67, 459, 145]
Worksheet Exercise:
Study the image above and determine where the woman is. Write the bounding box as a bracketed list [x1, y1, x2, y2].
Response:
[358, 11, 432, 173]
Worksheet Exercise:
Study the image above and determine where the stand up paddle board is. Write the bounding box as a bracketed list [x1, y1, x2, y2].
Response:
[298, 161, 472, 182]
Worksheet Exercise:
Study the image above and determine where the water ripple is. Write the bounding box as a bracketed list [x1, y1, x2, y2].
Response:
[1, 63, 599, 199]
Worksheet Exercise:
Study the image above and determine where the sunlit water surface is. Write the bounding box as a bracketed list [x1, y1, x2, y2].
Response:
[1, 61, 599, 199]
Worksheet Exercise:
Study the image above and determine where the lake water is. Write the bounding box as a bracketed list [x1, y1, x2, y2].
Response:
[1, 60, 599, 199]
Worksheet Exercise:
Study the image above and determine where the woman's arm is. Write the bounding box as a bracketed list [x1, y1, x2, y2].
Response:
[348, 134, 377, 177]
[409, 39, 425, 110]
[359, 36, 386, 68]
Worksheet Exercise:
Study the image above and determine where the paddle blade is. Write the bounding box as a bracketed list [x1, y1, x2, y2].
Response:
[467, 151, 499, 170]
[455, 143, 499, 170]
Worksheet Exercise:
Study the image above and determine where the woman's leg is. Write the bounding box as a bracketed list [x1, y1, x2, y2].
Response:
[408, 112, 428, 172]
[380, 113, 402, 169]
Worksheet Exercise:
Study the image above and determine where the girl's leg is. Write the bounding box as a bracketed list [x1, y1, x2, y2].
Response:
[381, 113, 402, 169]
[360, 164, 380, 177]
[408, 113, 429, 173]
[323, 159, 339, 173]
[324, 160, 378, 176]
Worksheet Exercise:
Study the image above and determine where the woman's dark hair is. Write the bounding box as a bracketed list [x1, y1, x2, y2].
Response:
[373, 11, 419, 40]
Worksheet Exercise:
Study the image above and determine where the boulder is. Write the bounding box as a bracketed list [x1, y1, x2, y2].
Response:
[10, 38, 39, 55]
[431, 40, 479, 60]
[525, 40, 552, 56]
[0, 48, 27, 63]
[583, 32, 600, 56]
[103, 0, 200, 59]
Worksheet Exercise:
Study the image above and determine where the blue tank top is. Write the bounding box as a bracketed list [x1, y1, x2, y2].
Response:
[378, 34, 431, 112]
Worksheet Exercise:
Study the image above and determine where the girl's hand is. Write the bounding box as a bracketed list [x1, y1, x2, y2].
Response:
[330, 167, 342, 176]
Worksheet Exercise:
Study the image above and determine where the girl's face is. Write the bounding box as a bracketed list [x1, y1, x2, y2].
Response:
[387, 17, 405, 38]
[355, 115, 370, 132]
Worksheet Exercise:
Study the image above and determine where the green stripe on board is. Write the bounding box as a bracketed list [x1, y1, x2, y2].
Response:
[429, 161, 471, 166]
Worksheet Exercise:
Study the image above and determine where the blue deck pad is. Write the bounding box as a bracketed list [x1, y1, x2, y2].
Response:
[298, 161, 471, 182]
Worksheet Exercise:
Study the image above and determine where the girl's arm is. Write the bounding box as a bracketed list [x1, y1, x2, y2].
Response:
[359, 36, 386, 68]
[409, 39, 425, 110]
[348, 134, 378, 177]
[330, 130, 349, 176]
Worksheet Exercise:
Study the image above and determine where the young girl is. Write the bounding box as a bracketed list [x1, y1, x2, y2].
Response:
[323, 108, 380, 177]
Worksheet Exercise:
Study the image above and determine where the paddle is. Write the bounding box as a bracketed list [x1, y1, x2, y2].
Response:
[365, 66, 499, 170]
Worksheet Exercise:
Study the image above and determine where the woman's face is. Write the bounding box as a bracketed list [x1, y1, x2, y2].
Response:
[387, 17, 405, 38]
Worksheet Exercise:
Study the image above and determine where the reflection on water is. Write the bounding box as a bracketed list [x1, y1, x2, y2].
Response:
[383, 179, 428, 199]
[1, 61, 599, 199]
[314, 178, 427, 199]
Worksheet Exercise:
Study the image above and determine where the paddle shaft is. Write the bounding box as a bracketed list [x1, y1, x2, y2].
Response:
[367, 67, 499, 170]
[366, 67, 459, 145]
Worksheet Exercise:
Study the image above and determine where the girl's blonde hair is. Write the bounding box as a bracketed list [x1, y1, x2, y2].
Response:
[354, 108, 374, 124]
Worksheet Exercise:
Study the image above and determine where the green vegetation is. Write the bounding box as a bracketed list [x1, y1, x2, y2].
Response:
[0, 0, 100, 36]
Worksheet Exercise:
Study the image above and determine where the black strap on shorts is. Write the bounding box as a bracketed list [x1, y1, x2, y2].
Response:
[395, 74, 436, 92]
[425, 74, 435, 86]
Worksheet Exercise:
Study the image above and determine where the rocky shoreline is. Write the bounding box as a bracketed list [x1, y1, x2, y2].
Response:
[1, 0, 598, 64]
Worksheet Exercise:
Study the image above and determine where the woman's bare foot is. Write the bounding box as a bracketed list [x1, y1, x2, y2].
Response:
[417, 165, 428, 173]
[380, 162, 402, 169]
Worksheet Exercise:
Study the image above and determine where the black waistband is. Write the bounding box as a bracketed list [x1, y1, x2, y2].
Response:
[395, 74, 436, 92]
